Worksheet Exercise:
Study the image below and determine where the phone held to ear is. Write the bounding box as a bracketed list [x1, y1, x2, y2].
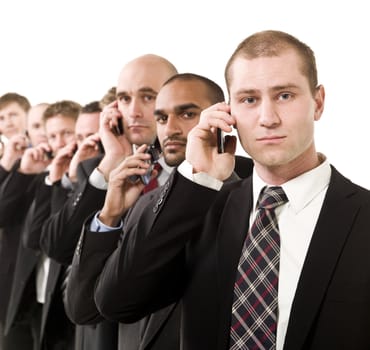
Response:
[112, 117, 124, 136]
[217, 128, 225, 154]
[129, 139, 162, 185]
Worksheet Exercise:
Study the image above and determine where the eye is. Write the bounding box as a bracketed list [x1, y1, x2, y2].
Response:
[278, 92, 292, 101]
[143, 94, 156, 103]
[242, 96, 256, 104]
[182, 111, 197, 119]
[118, 95, 131, 103]
[155, 114, 168, 124]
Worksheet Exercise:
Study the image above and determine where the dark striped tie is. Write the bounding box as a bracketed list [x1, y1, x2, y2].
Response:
[229, 186, 288, 350]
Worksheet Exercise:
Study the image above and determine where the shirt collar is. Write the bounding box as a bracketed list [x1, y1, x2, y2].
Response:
[252, 153, 331, 214]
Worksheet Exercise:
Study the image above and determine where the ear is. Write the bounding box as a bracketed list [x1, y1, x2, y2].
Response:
[313, 84, 325, 121]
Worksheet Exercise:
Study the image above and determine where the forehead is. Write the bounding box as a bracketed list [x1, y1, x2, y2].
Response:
[45, 115, 76, 132]
[229, 50, 307, 92]
[156, 80, 209, 109]
[117, 61, 171, 95]
[0, 102, 27, 114]
[28, 105, 47, 122]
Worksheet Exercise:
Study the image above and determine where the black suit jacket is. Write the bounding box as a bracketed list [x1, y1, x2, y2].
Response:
[66, 156, 254, 350]
[92, 166, 370, 350]
[0, 168, 41, 327]
[40, 156, 105, 265]
[39, 155, 118, 350]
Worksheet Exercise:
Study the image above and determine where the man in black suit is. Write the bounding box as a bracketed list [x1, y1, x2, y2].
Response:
[1, 100, 80, 350]
[39, 54, 178, 350]
[65, 73, 254, 350]
[86, 30, 370, 350]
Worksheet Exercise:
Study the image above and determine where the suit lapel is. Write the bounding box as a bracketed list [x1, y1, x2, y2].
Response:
[284, 168, 362, 350]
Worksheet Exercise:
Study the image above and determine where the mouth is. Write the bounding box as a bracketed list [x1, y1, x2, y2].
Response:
[163, 140, 186, 150]
[257, 135, 286, 143]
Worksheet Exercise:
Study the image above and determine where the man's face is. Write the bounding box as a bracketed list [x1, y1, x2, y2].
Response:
[75, 112, 100, 146]
[116, 59, 174, 146]
[154, 79, 214, 166]
[45, 115, 76, 153]
[228, 50, 324, 175]
[0, 102, 27, 139]
[27, 104, 48, 146]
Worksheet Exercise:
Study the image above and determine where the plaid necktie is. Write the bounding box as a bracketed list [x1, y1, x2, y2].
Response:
[142, 162, 162, 194]
[229, 186, 288, 350]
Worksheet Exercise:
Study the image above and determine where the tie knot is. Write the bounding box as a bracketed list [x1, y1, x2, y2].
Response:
[153, 162, 162, 172]
[257, 186, 288, 210]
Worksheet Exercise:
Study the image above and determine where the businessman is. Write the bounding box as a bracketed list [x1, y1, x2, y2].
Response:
[90, 30, 370, 350]
[66, 73, 254, 350]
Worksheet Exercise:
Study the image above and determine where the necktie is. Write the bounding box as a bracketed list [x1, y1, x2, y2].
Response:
[229, 186, 288, 350]
[61, 264, 72, 304]
[142, 162, 162, 194]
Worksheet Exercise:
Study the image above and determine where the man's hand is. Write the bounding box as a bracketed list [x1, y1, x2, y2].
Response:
[186, 102, 237, 180]
[98, 101, 132, 180]
[0, 133, 29, 171]
[18, 142, 52, 174]
[99, 145, 153, 227]
[68, 133, 101, 182]
[48, 142, 77, 183]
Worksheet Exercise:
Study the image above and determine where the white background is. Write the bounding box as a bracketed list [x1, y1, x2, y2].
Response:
[1, 0, 369, 188]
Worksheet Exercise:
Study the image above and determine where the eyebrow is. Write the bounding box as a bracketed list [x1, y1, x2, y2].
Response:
[154, 103, 200, 116]
[234, 84, 301, 95]
[116, 86, 158, 98]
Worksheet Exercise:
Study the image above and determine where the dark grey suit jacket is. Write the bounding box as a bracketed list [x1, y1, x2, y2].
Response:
[92, 166, 370, 350]
[66, 156, 254, 350]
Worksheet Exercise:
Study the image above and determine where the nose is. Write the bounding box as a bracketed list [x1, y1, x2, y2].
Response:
[127, 98, 143, 119]
[54, 134, 66, 149]
[164, 115, 181, 137]
[4, 115, 14, 127]
[258, 99, 280, 127]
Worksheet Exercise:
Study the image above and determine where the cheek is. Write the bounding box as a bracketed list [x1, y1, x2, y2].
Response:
[156, 126, 166, 144]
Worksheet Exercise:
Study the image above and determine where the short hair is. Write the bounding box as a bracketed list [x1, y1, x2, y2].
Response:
[81, 101, 102, 114]
[99, 86, 117, 109]
[162, 73, 225, 104]
[0, 92, 31, 112]
[225, 30, 318, 95]
[43, 100, 81, 122]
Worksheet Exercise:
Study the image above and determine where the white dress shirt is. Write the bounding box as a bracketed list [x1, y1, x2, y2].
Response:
[178, 153, 331, 350]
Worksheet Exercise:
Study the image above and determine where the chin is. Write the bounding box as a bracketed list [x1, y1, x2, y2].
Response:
[164, 154, 183, 167]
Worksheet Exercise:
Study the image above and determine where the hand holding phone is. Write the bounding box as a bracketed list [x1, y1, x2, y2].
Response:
[129, 140, 162, 185]
[217, 128, 225, 154]
[112, 117, 124, 136]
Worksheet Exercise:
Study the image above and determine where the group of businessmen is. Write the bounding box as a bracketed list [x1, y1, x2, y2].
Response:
[3, 28, 370, 350]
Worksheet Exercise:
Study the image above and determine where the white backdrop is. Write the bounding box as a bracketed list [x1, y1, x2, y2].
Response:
[1, 0, 369, 188]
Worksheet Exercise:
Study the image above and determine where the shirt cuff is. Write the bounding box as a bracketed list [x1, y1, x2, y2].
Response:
[90, 211, 123, 232]
[178, 160, 223, 191]
[89, 167, 108, 190]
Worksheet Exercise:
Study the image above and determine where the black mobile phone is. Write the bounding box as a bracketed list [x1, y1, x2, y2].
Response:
[217, 128, 225, 153]
[112, 117, 124, 136]
[44, 150, 54, 160]
[129, 139, 162, 185]
[97, 140, 105, 154]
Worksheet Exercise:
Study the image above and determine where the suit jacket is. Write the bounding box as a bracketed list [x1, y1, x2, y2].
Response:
[0, 168, 40, 326]
[40, 156, 105, 265]
[66, 156, 254, 349]
[2, 171, 73, 345]
[92, 165, 370, 350]
[39, 155, 118, 350]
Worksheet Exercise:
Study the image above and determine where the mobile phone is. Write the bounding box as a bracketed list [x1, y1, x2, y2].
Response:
[97, 140, 105, 154]
[112, 117, 124, 136]
[129, 139, 162, 185]
[44, 150, 54, 160]
[217, 128, 225, 153]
